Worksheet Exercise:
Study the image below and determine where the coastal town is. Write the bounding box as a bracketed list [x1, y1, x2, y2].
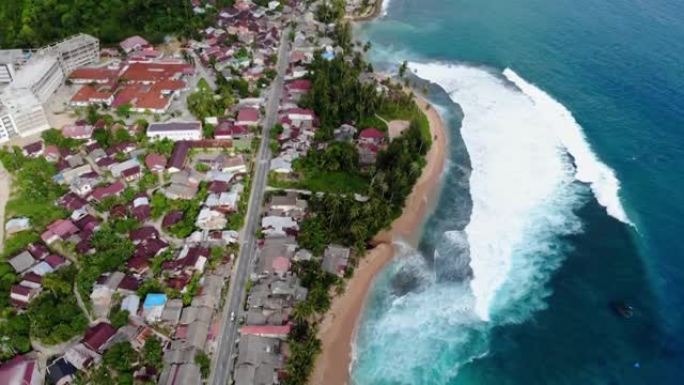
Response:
[0, 1, 440, 385]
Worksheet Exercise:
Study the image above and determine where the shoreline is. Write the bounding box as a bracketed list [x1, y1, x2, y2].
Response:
[346, 0, 385, 22]
[309, 95, 448, 385]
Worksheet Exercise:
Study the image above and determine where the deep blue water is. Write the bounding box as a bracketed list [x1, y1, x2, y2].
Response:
[351, 0, 684, 384]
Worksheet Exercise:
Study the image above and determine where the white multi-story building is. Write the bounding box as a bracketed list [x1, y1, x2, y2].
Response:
[0, 90, 50, 142]
[0, 34, 99, 142]
[0, 49, 26, 84]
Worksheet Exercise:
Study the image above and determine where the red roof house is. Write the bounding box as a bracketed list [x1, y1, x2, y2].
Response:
[358, 128, 385, 144]
[236, 107, 260, 125]
[285, 79, 311, 93]
[145, 153, 167, 173]
[0, 355, 40, 385]
[82, 322, 117, 353]
[41, 219, 79, 244]
[91, 181, 125, 201]
[239, 324, 292, 338]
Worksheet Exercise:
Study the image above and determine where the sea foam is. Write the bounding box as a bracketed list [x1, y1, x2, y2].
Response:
[409, 62, 628, 320]
[502, 69, 632, 225]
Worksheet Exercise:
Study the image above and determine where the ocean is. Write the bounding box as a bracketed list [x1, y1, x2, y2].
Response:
[350, 0, 684, 384]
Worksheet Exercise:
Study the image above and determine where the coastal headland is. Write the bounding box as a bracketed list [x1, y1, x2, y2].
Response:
[310, 94, 448, 385]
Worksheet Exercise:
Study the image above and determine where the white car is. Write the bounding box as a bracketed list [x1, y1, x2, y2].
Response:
[230, 311, 236, 322]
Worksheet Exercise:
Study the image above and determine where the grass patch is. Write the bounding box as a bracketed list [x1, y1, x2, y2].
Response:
[357, 115, 388, 131]
[379, 100, 432, 146]
[2, 231, 40, 259]
[269, 171, 369, 194]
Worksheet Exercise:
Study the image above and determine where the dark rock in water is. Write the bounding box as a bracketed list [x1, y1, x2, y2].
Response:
[610, 300, 634, 319]
[391, 268, 421, 296]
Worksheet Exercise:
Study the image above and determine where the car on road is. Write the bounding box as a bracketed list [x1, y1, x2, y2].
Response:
[230, 311, 236, 322]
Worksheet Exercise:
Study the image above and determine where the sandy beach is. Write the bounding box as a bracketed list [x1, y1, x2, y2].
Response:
[309, 95, 448, 385]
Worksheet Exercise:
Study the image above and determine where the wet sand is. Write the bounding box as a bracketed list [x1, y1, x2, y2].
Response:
[310, 95, 448, 385]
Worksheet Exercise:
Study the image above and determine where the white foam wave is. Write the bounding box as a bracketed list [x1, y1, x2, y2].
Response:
[407, 62, 618, 320]
[502, 69, 632, 225]
[380, 0, 392, 17]
[352, 248, 485, 385]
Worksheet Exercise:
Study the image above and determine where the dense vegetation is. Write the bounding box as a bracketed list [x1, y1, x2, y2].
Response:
[187, 78, 233, 122]
[0, 0, 209, 48]
[301, 54, 383, 137]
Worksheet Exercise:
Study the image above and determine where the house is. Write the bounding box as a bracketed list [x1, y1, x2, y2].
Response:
[269, 156, 293, 174]
[120, 35, 149, 53]
[70, 85, 115, 107]
[40, 219, 79, 244]
[165, 169, 201, 200]
[322, 244, 351, 277]
[44, 145, 61, 162]
[271, 256, 291, 276]
[164, 246, 209, 274]
[358, 142, 379, 165]
[131, 196, 151, 221]
[161, 299, 184, 325]
[236, 107, 260, 126]
[163, 211, 184, 229]
[91, 272, 125, 318]
[0, 355, 41, 385]
[261, 216, 298, 237]
[161, 363, 201, 385]
[214, 123, 252, 140]
[167, 141, 191, 172]
[46, 357, 77, 385]
[19, 272, 43, 289]
[233, 335, 282, 385]
[62, 123, 94, 139]
[83, 322, 117, 353]
[239, 324, 292, 339]
[269, 193, 306, 214]
[121, 294, 140, 316]
[5, 217, 30, 235]
[22, 141, 44, 157]
[256, 236, 296, 275]
[111, 158, 141, 178]
[122, 165, 142, 182]
[8, 251, 35, 273]
[195, 207, 227, 230]
[222, 155, 247, 173]
[91, 181, 125, 201]
[143, 293, 168, 322]
[285, 79, 311, 94]
[145, 153, 167, 173]
[64, 343, 101, 370]
[147, 121, 202, 141]
[69, 67, 117, 84]
[10, 285, 40, 307]
[27, 243, 50, 260]
[284, 108, 315, 127]
[358, 127, 385, 145]
[45, 254, 67, 270]
[334, 124, 357, 142]
[130, 226, 159, 244]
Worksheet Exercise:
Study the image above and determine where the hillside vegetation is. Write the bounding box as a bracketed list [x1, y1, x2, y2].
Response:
[0, 0, 204, 48]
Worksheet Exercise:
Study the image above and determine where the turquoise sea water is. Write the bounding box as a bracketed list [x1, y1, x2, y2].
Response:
[351, 0, 684, 384]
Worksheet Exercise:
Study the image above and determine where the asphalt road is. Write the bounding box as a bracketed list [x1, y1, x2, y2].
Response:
[208, 27, 291, 385]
